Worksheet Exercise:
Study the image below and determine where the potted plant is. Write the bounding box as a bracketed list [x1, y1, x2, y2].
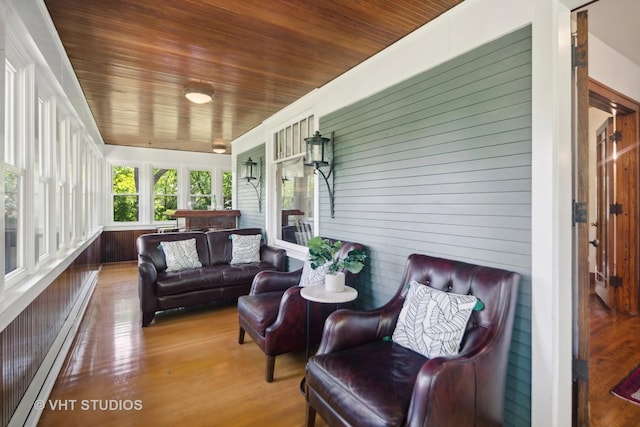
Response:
[307, 237, 367, 292]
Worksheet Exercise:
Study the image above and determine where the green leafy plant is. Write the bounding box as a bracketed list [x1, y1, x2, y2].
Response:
[307, 236, 367, 275]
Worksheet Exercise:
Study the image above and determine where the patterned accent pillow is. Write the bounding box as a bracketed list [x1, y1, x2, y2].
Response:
[392, 281, 477, 358]
[230, 234, 262, 264]
[299, 258, 327, 287]
[160, 238, 202, 272]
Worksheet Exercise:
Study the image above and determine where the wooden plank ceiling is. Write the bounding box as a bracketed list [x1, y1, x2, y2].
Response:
[44, 0, 463, 154]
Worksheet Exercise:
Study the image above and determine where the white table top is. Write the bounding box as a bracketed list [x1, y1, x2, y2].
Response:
[300, 285, 358, 304]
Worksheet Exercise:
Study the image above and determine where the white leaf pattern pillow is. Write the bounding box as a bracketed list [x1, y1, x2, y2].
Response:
[299, 258, 327, 287]
[161, 238, 202, 272]
[392, 281, 477, 358]
[230, 234, 262, 264]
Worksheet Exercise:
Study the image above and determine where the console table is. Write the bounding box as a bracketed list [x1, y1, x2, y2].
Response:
[168, 210, 241, 231]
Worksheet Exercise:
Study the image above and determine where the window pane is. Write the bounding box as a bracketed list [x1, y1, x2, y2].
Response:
[278, 157, 314, 245]
[4, 62, 16, 166]
[5, 171, 20, 274]
[153, 168, 177, 220]
[35, 180, 48, 260]
[113, 166, 138, 194]
[112, 166, 139, 222]
[222, 171, 232, 210]
[190, 170, 211, 195]
[114, 195, 139, 222]
[56, 182, 62, 249]
[189, 170, 211, 210]
[189, 196, 211, 210]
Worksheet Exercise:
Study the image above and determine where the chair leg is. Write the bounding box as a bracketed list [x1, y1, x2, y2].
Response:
[305, 402, 316, 427]
[238, 327, 245, 344]
[266, 355, 275, 382]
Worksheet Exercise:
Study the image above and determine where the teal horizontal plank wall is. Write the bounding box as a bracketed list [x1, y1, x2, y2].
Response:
[319, 26, 532, 426]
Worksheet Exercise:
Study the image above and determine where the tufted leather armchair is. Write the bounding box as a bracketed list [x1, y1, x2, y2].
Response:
[237, 240, 364, 382]
[304, 253, 520, 427]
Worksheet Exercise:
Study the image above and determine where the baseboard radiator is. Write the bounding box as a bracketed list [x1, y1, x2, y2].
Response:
[1, 238, 101, 427]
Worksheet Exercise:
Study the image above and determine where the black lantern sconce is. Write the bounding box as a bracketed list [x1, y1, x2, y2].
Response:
[241, 157, 263, 212]
[304, 131, 335, 218]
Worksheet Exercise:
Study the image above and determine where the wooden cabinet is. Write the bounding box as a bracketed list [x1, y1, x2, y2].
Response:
[169, 210, 241, 231]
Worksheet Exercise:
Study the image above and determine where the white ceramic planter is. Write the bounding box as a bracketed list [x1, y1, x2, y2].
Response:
[324, 272, 345, 293]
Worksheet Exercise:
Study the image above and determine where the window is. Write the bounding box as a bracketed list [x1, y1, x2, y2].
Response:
[189, 170, 212, 210]
[4, 170, 21, 274]
[274, 115, 316, 246]
[5, 60, 23, 275]
[112, 166, 140, 222]
[34, 97, 49, 261]
[153, 168, 177, 220]
[55, 115, 67, 249]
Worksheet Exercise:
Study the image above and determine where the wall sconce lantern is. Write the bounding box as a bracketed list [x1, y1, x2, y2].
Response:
[241, 157, 262, 212]
[305, 131, 335, 218]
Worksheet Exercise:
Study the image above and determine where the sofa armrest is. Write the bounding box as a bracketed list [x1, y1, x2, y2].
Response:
[138, 255, 158, 312]
[260, 245, 287, 271]
[250, 269, 303, 295]
[316, 297, 405, 355]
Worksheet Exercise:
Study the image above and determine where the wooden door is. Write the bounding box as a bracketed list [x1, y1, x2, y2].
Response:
[573, 10, 590, 427]
[593, 118, 615, 308]
[612, 112, 639, 314]
[593, 113, 639, 314]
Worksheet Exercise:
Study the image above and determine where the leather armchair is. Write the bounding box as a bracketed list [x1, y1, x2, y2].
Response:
[305, 253, 520, 427]
[237, 240, 364, 382]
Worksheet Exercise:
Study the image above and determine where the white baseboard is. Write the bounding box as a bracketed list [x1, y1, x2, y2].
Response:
[9, 268, 100, 427]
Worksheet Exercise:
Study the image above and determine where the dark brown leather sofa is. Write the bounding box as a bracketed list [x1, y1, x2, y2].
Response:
[305, 253, 520, 427]
[137, 228, 286, 327]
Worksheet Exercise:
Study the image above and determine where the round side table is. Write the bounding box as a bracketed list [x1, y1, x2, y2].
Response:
[299, 285, 358, 396]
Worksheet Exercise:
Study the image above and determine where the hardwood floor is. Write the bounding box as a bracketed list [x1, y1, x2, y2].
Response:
[589, 293, 640, 427]
[38, 262, 328, 427]
[37, 263, 640, 426]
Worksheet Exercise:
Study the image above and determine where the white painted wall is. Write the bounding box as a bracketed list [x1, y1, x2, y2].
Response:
[590, 34, 640, 103]
[231, 1, 580, 426]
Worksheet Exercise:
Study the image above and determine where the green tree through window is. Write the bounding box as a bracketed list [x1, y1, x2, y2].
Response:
[154, 168, 177, 220]
[112, 166, 139, 222]
[223, 171, 232, 209]
[190, 170, 212, 210]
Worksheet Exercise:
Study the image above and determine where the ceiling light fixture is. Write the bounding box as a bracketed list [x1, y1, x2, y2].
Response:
[212, 142, 227, 154]
[184, 84, 215, 104]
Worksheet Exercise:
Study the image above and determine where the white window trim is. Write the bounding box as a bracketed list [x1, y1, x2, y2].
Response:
[267, 111, 319, 261]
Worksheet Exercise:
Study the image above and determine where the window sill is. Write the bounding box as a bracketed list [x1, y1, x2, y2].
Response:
[273, 239, 308, 261]
[0, 229, 101, 332]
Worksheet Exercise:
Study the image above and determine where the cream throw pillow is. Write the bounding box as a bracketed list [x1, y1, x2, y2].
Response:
[161, 238, 202, 272]
[299, 258, 327, 287]
[392, 281, 477, 358]
[230, 234, 262, 264]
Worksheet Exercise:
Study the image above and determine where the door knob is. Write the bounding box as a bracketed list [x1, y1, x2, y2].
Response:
[589, 239, 599, 247]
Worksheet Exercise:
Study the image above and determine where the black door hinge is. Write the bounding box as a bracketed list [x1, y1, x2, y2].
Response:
[609, 203, 623, 215]
[610, 131, 622, 142]
[573, 201, 588, 224]
[573, 358, 589, 382]
[610, 276, 623, 288]
[572, 44, 587, 69]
